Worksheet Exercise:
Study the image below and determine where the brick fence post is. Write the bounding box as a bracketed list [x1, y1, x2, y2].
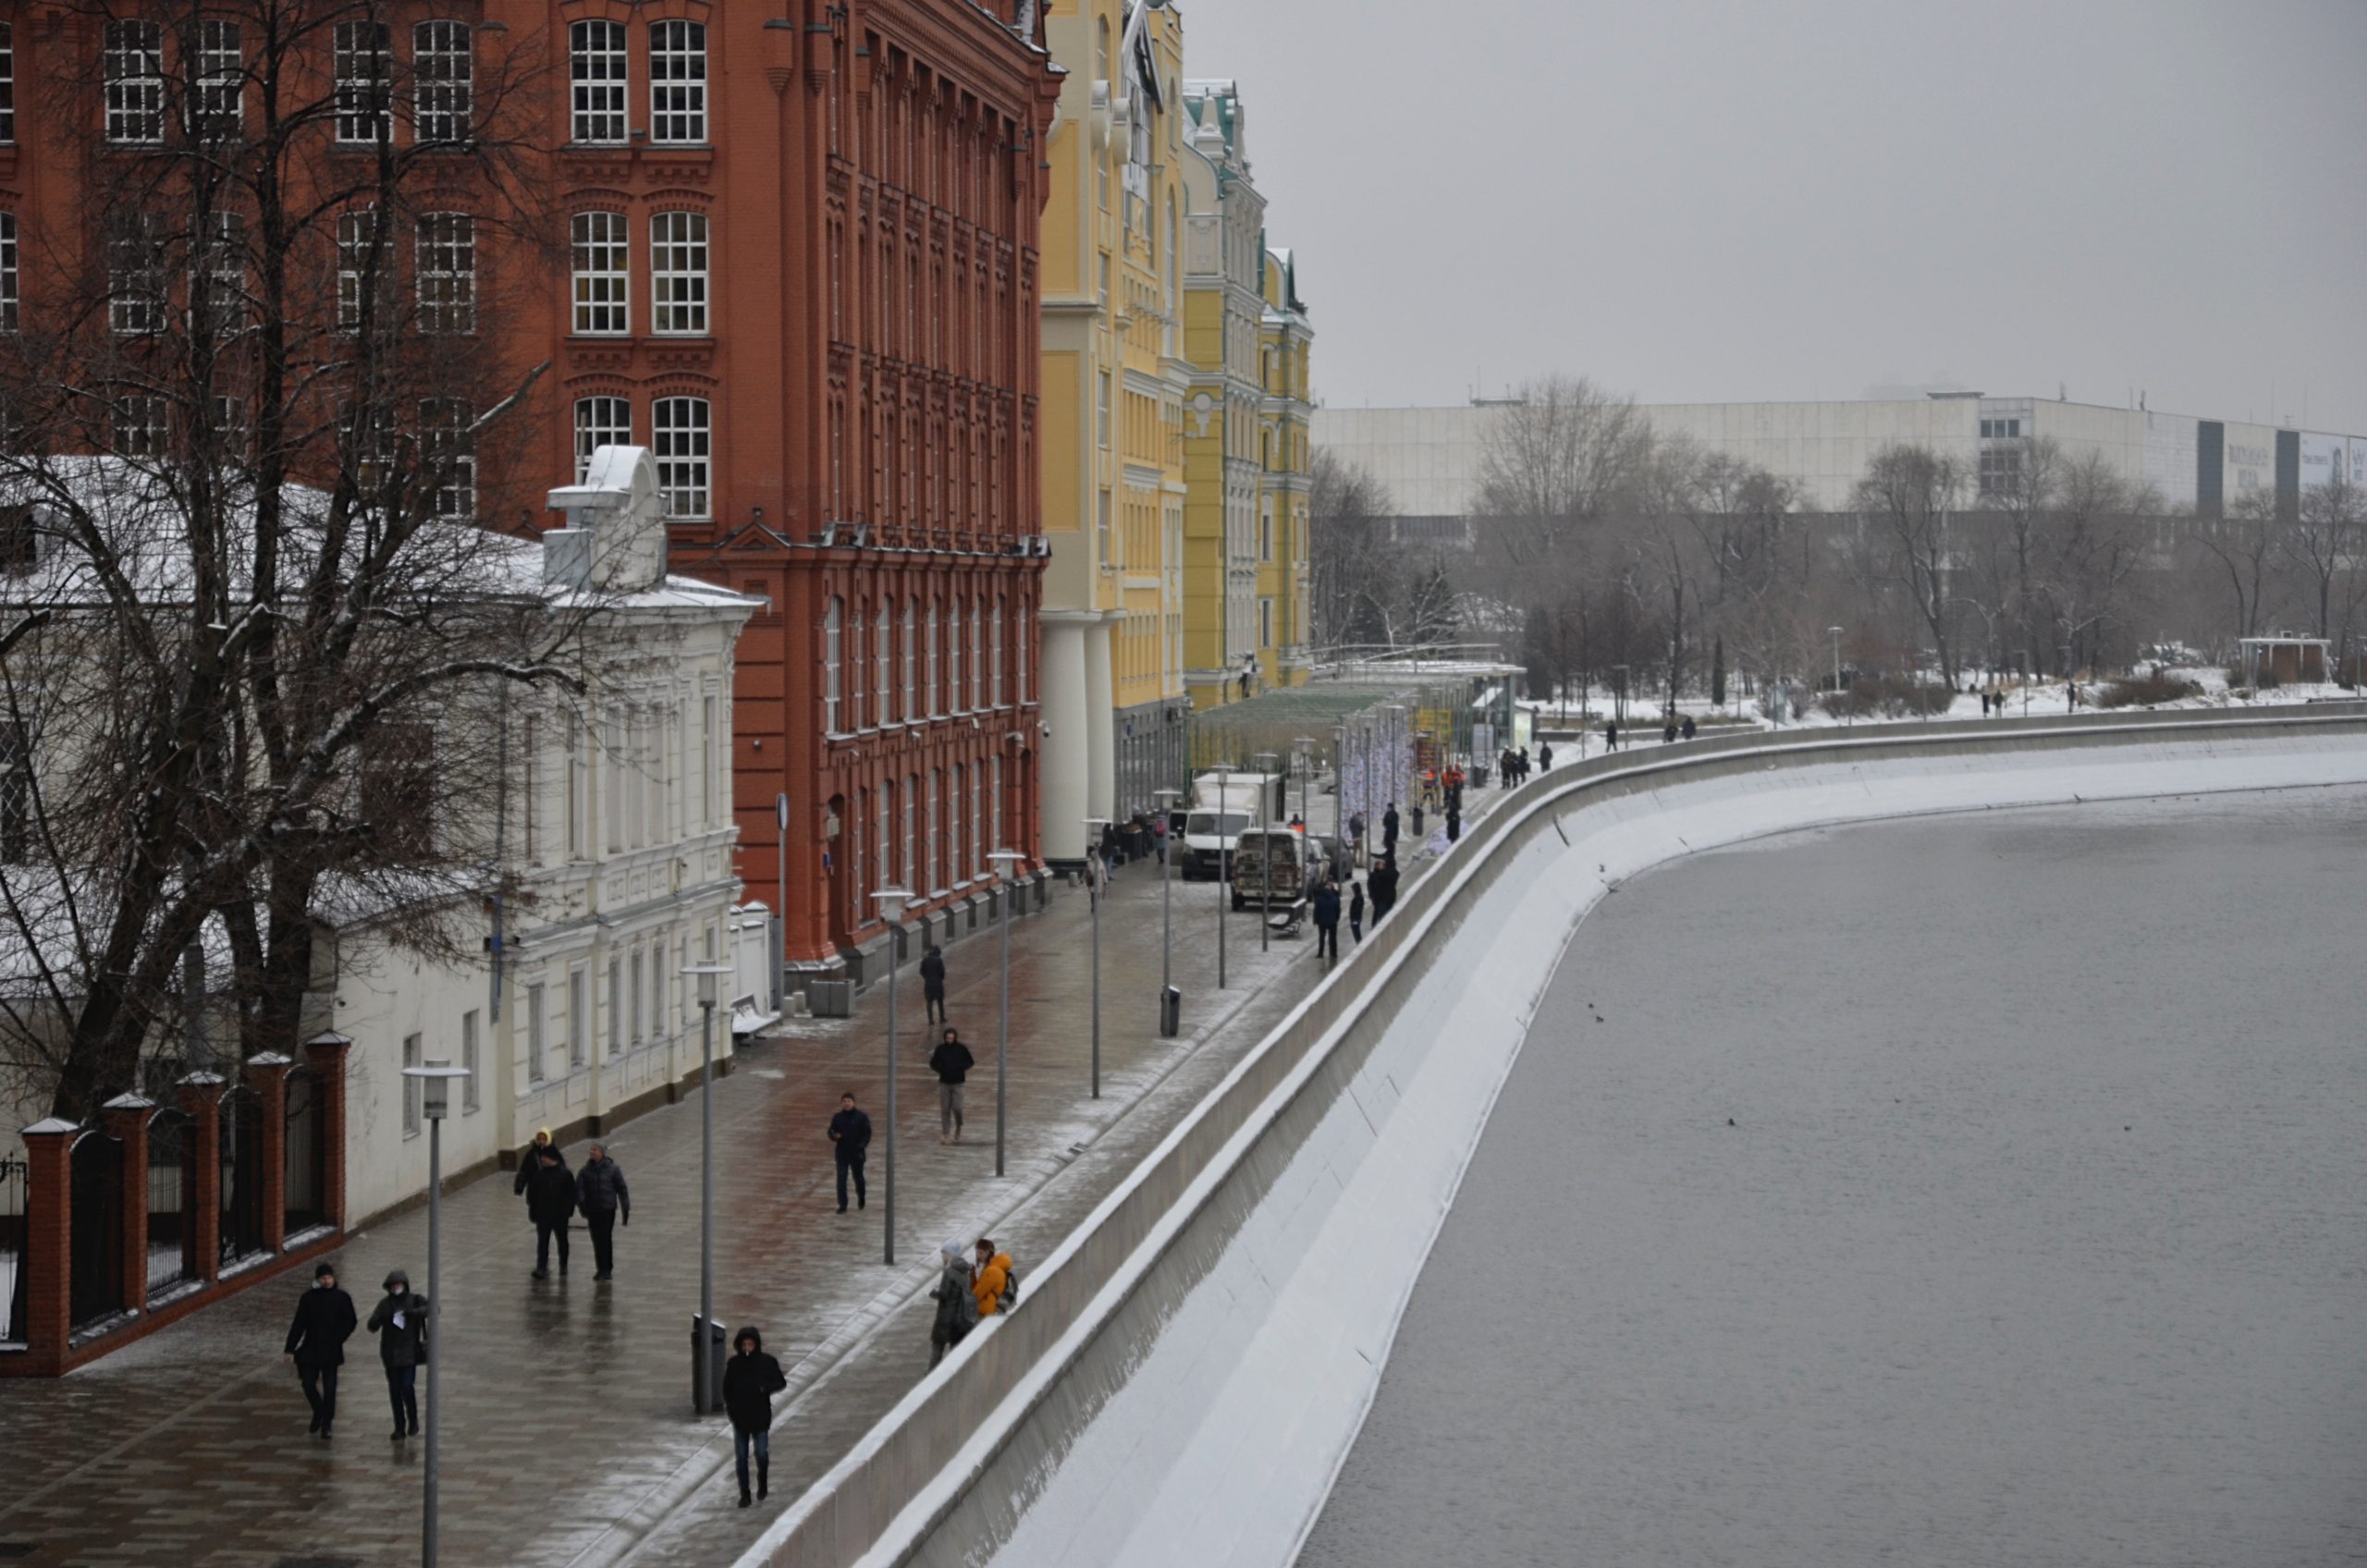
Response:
[303, 1034, 352, 1233]
[243, 1055, 291, 1256]
[18, 1119, 76, 1376]
[178, 1073, 226, 1283]
[99, 1095, 152, 1317]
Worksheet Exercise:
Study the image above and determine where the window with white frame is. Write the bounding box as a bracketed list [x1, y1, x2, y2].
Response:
[570, 20, 628, 143]
[571, 212, 630, 335]
[333, 21, 391, 144]
[824, 596, 843, 734]
[649, 943, 667, 1041]
[902, 599, 916, 719]
[969, 601, 984, 710]
[104, 20, 163, 144]
[1016, 600, 1029, 704]
[926, 602, 941, 717]
[968, 764, 982, 877]
[949, 763, 963, 882]
[527, 982, 546, 1081]
[574, 396, 631, 479]
[416, 213, 475, 334]
[193, 210, 247, 336]
[0, 212, 16, 334]
[649, 20, 706, 143]
[630, 949, 644, 1047]
[875, 787, 889, 900]
[875, 607, 891, 725]
[0, 23, 15, 144]
[414, 21, 472, 143]
[651, 211, 709, 335]
[193, 20, 241, 141]
[991, 754, 1002, 861]
[402, 1032, 422, 1136]
[901, 774, 915, 889]
[990, 596, 1004, 707]
[607, 957, 622, 1058]
[113, 395, 168, 458]
[568, 967, 588, 1071]
[108, 214, 165, 337]
[926, 768, 941, 891]
[847, 604, 865, 730]
[653, 397, 711, 517]
[421, 398, 475, 518]
[948, 600, 963, 712]
[461, 1009, 481, 1111]
[337, 208, 385, 333]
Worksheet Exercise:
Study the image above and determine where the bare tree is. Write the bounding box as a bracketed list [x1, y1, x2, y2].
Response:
[2185, 491, 2283, 645]
[1851, 444, 1968, 689]
[2280, 469, 2364, 643]
[0, 2, 582, 1122]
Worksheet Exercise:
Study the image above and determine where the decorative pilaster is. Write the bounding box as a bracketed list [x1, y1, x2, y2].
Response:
[98, 1095, 152, 1314]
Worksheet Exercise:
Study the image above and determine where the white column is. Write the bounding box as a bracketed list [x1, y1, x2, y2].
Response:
[1040, 614, 1093, 864]
[1085, 619, 1116, 821]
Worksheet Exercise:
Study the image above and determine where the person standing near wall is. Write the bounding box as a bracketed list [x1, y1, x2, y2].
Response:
[722, 1326, 788, 1508]
[1369, 855, 1401, 925]
[284, 1262, 357, 1439]
[1382, 802, 1400, 852]
[367, 1268, 429, 1440]
[1312, 877, 1342, 962]
[574, 1143, 631, 1281]
[929, 1241, 978, 1366]
[1349, 880, 1366, 943]
[920, 941, 948, 1024]
[828, 1092, 872, 1212]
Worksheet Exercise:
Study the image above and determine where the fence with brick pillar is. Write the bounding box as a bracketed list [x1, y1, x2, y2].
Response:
[179, 1072, 226, 1285]
[12, 1121, 75, 1376]
[241, 1054, 290, 1258]
[98, 1095, 151, 1319]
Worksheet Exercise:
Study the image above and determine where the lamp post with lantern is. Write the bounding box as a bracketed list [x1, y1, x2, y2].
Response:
[869, 888, 912, 1263]
[1152, 788, 1182, 1036]
[1081, 818, 1110, 1097]
[681, 961, 735, 1415]
[399, 1056, 471, 1568]
[987, 850, 1024, 1176]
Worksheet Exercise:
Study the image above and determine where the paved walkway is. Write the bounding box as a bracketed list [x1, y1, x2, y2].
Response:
[0, 778, 1475, 1568]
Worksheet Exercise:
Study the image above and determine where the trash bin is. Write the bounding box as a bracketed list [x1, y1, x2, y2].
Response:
[1159, 985, 1181, 1038]
[692, 1314, 727, 1414]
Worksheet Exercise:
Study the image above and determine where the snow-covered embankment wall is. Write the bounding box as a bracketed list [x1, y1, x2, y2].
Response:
[737, 709, 2367, 1568]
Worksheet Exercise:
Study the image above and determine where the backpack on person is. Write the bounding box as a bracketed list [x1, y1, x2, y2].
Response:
[1001, 1261, 1021, 1309]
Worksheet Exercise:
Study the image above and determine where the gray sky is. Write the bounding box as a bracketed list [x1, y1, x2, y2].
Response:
[1182, 0, 2367, 433]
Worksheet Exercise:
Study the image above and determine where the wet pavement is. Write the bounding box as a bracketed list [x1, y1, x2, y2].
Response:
[0, 781, 1468, 1568]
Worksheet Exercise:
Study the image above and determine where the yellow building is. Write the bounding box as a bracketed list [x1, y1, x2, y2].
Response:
[1179, 80, 1266, 711]
[1258, 245, 1315, 689]
[1039, 0, 1193, 862]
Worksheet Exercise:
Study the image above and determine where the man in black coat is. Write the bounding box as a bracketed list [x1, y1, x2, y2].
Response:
[574, 1142, 631, 1280]
[929, 1027, 975, 1144]
[284, 1261, 358, 1439]
[919, 942, 948, 1023]
[1311, 878, 1342, 962]
[828, 1093, 872, 1213]
[366, 1268, 429, 1439]
[1381, 802, 1400, 852]
[1369, 855, 1401, 926]
[526, 1145, 576, 1279]
[722, 1326, 790, 1507]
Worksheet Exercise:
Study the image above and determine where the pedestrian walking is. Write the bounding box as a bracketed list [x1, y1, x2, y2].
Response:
[973, 1238, 1019, 1317]
[828, 1092, 871, 1212]
[525, 1143, 576, 1279]
[365, 1268, 428, 1440]
[1539, 741, 1553, 772]
[1980, 691, 1992, 716]
[574, 1142, 631, 1280]
[1369, 855, 1400, 925]
[1382, 802, 1400, 851]
[1312, 877, 1342, 962]
[1518, 746, 1531, 781]
[1346, 809, 1366, 853]
[722, 1327, 788, 1507]
[1662, 719, 1677, 743]
[1152, 813, 1168, 864]
[1348, 879, 1366, 941]
[1411, 802, 1425, 839]
[1446, 802, 1461, 842]
[919, 940, 948, 1024]
[511, 1126, 559, 1205]
[929, 1026, 975, 1144]
[1605, 720, 1619, 751]
[1681, 715, 1697, 741]
[284, 1261, 357, 1439]
[928, 1240, 978, 1367]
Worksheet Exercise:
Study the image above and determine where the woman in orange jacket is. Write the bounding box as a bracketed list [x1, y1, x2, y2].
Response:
[972, 1239, 1016, 1316]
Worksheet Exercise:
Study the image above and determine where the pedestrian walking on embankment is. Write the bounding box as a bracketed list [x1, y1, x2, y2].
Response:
[829, 1092, 871, 1212]
[1368, 855, 1400, 926]
[1539, 741, 1553, 772]
[1312, 877, 1341, 962]
[1382, 802, 1400, 853]
[929, 1241, 978, 1367]
[930, 1026, 975, 1144]
[366, 1268, 429, 1440]
[920, 941, 948, 1024]
[722, 1326, 788, 1507]
[526, 1144, 575, 1279]
[1348, 880, 1365, 942]
[1605, 720, 1619, 751]
[285, 1261, 357, 1439]
[575, 1142, 631, 1280]
[512, 1126, 559, 1203]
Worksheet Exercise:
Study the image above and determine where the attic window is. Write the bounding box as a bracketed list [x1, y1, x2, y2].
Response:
[0, 504, 35, 574]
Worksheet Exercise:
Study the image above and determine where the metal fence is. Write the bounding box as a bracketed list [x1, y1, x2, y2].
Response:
[0, 1155, 25, 1343]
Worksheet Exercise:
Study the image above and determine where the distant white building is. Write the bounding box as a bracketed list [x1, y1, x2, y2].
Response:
[1316, 396, 2367, 517]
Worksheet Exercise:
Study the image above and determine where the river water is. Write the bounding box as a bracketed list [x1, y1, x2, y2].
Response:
[1300, 787, 2367, 1568]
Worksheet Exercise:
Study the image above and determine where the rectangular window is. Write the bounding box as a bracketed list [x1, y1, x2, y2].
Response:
[402, 1032, 423, 1137]
[194, 20, 241, 141]
[901, 773, 915, 888]
[414, 20, 473, 143]
[570, 20, 628, 143]
[991, 753, 1002, 861]
[568, 968, 588, 1072]
[416, 213, 475, 334]
[109, 214, 166, 337]
[333, 21, 391, 144]
[527, 982, 546, 1082]
[653, 398, 711, 517]
[651, 211, 710, 335]
[337, 208, 385, 333]
[1259, 597, 1273, 649]
[875, 609, 891, 725]
[649, 20, 706, 143]
[1098, 372, 1111, 448]
[1016, 600, 1029, 704]
[574, 396, 631, 479]
[630, 949, 644, 1046]
[926, 602, 940, 717]
[104, 21, 163, 144]
[565, 712, 587, 859]
[0, 22, 15, 144]
[949, 764, 963, 882]
[926, 769, 941, 891]
[113, 395, 168, 458]
[1, 212, 20, 334]
[193, 210, 247, 336]
[570, 212, 630, 335]
[650, 944, 667, 1041]
[990, 596, 1005, 707]
[875, 789, 890, 900]
[0, 721, 31, 864]
[902, 600, 917, 719]
[461, 1010, 481, 1112]
[824, 597, 843, 734]
[701, 694, 717, 827]
[969, 602, 984, 710]
[422, 398, 475, 519]
[607, 958, 622, 1059]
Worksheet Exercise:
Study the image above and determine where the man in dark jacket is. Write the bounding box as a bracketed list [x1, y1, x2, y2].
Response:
[929, 1027, 975, 1144]
[511, 1127, 558, 1202]
[828, 1093, 872, 1213]
[366, 1268, 429, 1439]
[1311, 878, 1342, 962]
[919, 942, 948, 1023]
[284, 1261, 358, 1439]
[1369, 855, 1400, 925]
[722, 1326, 789, 1507]
[526, 1145, 576, 1279]
[574, 1142, 631, 1280]
[1381, 802, 1400, 852]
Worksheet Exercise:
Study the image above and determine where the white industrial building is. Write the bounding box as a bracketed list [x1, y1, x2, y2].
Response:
[1316, 395, 2367, 519]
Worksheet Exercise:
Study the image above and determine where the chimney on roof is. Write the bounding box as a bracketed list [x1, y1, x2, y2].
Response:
[543, 447, 668, 594]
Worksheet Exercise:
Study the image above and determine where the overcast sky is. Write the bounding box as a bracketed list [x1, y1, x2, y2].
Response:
[1179, 0, 2367, 433]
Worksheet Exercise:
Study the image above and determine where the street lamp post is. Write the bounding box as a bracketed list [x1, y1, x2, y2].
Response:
[1212, 763, 1232, 988]
[987, 851, 1024, 1176]
[867, 889, 912, 1265]
[1082, 819, 1109, 1096]
[774, 793, 790, 1014]
[1251, 753, 1279, 952]
[1829, 627, 1846, 728]
[399, 1057, 471, 1568]
[1152, 788, 1182, 1037]
[681, 962, 734, 1414]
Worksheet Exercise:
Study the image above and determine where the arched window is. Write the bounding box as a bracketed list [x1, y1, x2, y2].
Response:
[874, 606, 891, 725]
[901, 773, 917, 888]
[846, 602, 865, 730]
[823, 597, 842, 734]
[990, 594, 1005, 708]
[970, 598, 985, 709]
[926, 599, 941, 717]
[902, 598, 917, 720]
[573, 397, 630, 480]
[948, 598, 963, 713]
[1096, 16, 1110, 83]
[949, 764, 963, 885]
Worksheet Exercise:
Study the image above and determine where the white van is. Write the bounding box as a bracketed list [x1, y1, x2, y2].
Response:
[1179, 771, 1282, 880]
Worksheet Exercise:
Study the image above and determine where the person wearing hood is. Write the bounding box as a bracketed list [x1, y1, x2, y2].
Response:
[928, 1241, 977, 1367]
[972, 1239, 1017, 1317]
[366, 1268, 429, 1439]
[526, 1143, 577, 1279]
[919, 941, 948, 1024]
[512, 1127, 560, 1200]
[928, 1027, 975, 1145]
[574, 1142, 631, 1280]
[284, 1261, 358, 1439]
[1368, 855, 1400, 925]
[721, 1326, 789, 1507]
